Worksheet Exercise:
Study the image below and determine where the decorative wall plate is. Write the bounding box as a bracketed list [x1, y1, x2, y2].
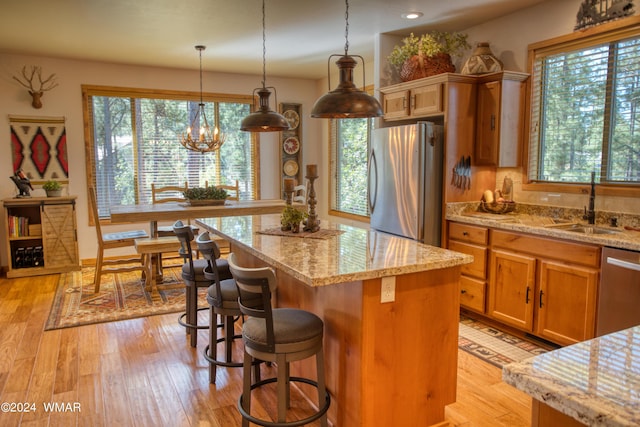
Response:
[283, 159, 299, 177]
[283, 110, 300, 130]
[283, 136, 300, 155]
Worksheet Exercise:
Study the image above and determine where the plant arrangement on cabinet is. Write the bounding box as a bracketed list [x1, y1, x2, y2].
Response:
[388, 31, 470, 81]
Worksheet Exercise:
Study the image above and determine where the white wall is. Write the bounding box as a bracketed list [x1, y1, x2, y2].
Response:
[0, 53, 324, 266]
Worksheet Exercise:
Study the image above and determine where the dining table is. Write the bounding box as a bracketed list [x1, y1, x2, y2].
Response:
[109, 199, 296, 235]
[109, 199, 298, 287]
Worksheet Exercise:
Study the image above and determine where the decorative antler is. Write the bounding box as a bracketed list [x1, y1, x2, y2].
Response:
[12, 66, 59, 109]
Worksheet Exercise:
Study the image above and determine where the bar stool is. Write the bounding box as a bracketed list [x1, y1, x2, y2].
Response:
[228, 253, 330, 427]
[196, 231, 262, 384]
[173, 221, 232, 347]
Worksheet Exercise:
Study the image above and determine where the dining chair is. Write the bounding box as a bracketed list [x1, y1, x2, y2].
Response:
[173, 220, 232, 347]
[293, 182, 307, 203]
[228, 252, 330, 427]
[216, 180, 240, 201]
[151, 182, 199, 236]
[151, 182, 200, 265]
[88, 186, 148, 293]
[196, 231, 262, 384]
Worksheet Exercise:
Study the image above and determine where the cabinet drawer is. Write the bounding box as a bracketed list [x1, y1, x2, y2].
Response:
[448, 222, 488, 245]
[491, 230, 600, 268]
[448, 240, 487, 279]
[460, 276, 485, 313]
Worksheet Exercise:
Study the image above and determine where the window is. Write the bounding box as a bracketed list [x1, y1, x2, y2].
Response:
[527, 19, 640, 187]
[329, 117, 373, 219]
[82, 86, 256, 218]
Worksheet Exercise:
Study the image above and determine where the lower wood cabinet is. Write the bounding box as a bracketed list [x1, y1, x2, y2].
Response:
[488, 230, 600, 346]
[448, 221, 601, 346]
[447, 222, 488, 314]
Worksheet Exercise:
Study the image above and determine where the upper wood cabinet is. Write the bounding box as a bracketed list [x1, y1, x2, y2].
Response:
[381, 83, 443, 120]
[475, 71, 529, 167]
[380, 73, 475, 121]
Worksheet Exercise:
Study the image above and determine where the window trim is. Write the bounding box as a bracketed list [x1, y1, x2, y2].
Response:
[522, 15, 640, 198]
[81, 84, 257, 224]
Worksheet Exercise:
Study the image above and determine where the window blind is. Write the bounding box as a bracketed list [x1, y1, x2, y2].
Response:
[528, 28, 640, 185]
[84, 86, 255, 218]
[329, 118, 371, 217]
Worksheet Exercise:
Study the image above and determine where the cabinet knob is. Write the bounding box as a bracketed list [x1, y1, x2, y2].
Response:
[461, 289, 467, 294]
[462, 231, 469, 236]
[490, 114, 496, 131]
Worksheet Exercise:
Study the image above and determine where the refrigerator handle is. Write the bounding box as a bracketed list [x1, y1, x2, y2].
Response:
[368, 149, 378, 213]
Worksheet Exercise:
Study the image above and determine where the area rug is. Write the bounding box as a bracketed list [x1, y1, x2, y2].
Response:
[45, 266, 192, 330]
[458, 315, 550, 368]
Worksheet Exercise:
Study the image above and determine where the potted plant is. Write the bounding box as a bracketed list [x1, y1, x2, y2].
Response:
[280, 205, 308, 233]
[42, 180, 62, 197]
[182, 186, 228, 205]
[388, 31, 470, 82]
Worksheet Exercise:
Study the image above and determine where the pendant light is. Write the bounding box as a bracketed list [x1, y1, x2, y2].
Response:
[180, 45, 226, 153]
[311, 0, 383, 118]
[240, 0, 290, 132]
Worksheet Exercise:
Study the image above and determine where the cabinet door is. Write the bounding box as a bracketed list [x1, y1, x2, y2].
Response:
[41, 203, 79, 268]
[488, 249, 536, 331]
[410, 83, 443, 117]
[475, 81, 500, 166]
[382, 90, 410, 120]
[535, 260, 598, 346]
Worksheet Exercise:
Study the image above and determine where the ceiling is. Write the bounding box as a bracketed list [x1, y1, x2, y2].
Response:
[0, 0, 546, 80]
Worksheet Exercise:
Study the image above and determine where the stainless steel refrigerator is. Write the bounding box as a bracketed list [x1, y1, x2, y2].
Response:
[368, 121, 443, 246]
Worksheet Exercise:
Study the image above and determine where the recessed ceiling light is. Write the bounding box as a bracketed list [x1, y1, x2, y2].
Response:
[402, 12, 423, 20]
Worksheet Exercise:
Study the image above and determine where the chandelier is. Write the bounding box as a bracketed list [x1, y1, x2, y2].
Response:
[311, 0, 383, 118]
[180, 45, 226, 152]
[240, 0, 290, 132]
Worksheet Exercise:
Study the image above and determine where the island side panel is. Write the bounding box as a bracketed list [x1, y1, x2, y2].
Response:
[231, 246, 365, 427]
[361, 267, 461, 427]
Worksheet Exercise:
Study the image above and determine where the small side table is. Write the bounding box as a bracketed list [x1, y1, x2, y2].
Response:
[134, 236, 182, 292]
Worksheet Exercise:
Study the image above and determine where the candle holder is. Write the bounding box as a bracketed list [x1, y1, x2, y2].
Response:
[283, 178, 295, 206]
[304, 170, 320, 232]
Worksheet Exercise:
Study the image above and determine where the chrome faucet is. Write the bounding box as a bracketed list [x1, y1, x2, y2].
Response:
[583, 172, 596, 225]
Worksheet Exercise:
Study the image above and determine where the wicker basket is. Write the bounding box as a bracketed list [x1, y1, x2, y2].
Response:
[400, 53, 455, 82]
[479, 201, 516, 214]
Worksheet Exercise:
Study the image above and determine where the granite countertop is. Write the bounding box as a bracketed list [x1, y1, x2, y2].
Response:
[446, 202, 640, 251]
[196, 214, 473, 287]
[502, 326, 640, 426]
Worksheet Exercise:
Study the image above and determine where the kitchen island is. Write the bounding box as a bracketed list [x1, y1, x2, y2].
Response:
[503, 325, 640, 426]
[196, 214, 472, 427]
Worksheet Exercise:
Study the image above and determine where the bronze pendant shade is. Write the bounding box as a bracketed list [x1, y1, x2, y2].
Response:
[311, 0, 382, 119]
[241, 0, 289, 132]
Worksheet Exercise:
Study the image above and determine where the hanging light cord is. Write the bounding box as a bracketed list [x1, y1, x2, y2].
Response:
[198, 47, 204, 105]
[261, 0, 266, 88]
[344, 0, 349, 55]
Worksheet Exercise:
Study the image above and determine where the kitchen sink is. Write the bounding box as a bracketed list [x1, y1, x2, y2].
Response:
[556, 224, 621, 235]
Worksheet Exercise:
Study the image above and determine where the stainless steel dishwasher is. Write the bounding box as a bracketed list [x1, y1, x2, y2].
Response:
[596, 246, 640, 336]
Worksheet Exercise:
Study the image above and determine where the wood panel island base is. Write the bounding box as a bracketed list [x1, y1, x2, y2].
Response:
[196, 214, 473, 427]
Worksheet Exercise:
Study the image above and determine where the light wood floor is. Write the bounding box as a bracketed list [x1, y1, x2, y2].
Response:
[0, 272, 532, 427]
